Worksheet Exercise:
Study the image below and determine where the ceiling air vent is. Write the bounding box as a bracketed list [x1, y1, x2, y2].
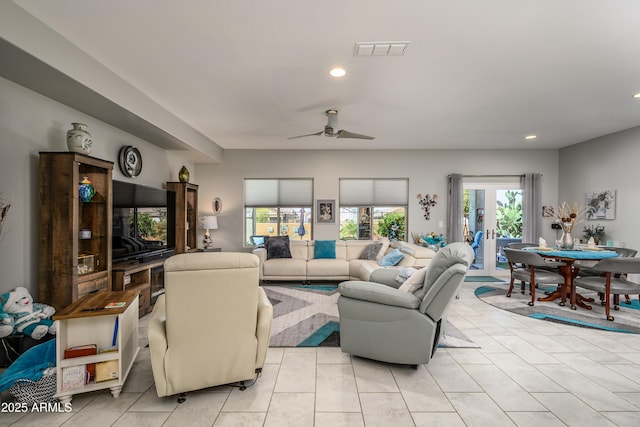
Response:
[355, 41, 410, 56]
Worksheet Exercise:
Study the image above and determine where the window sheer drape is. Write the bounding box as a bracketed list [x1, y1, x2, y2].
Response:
[521, 173, 542, 243]
[447, 173, 463, 243]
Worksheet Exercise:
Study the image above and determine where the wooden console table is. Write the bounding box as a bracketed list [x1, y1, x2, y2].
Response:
[112, 259, 166, 316]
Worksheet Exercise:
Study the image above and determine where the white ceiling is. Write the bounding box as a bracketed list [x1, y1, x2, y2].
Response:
[13, 0, 640, 151]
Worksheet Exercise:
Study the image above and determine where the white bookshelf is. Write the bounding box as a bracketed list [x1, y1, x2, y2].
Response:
[52, 291, 139, 404]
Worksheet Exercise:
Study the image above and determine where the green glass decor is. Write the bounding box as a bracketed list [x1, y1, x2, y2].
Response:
[178, 165, 190, 183]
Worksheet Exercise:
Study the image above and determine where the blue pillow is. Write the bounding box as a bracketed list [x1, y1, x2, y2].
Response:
[378, 248, 404, 267]
[314, 240, 336, 259]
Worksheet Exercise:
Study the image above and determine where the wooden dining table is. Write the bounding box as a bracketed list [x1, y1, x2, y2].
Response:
[524, 247, 618, 310]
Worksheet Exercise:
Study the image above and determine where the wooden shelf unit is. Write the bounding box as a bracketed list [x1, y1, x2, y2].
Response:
[166, 182, 198, 254]
[52, 290, 139, 404]
[112, 259, 166, 317]
[39, 152, 113, 311]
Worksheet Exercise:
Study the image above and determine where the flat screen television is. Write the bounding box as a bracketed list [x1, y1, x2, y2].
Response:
[112, 180, 175, 262]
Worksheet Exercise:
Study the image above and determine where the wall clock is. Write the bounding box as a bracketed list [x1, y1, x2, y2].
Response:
[118, 146, 142, 177]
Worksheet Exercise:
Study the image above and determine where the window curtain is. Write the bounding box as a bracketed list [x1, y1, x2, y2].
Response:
[244, 178, 313, 207]
[521, 173, 542, 243]
[447, 173, 463, 243]
[339, 178, 408, 206]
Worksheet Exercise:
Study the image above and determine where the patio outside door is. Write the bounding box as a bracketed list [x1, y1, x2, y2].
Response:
[464, 180, 522, 277]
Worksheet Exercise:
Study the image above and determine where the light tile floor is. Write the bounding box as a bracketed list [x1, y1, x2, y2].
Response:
[3, 282, 640, 426]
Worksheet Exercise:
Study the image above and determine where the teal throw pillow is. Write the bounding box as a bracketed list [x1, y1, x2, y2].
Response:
[378, 248, 404, 267]
[314, 240, 336, 259]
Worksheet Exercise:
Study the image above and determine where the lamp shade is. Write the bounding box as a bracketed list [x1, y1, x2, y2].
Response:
[200, 215, 218, 230]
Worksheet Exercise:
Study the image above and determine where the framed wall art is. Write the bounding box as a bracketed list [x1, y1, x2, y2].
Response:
[542, 206, 554, 217]
[316, 199, 335, 224]
[586, 190, 616, 220]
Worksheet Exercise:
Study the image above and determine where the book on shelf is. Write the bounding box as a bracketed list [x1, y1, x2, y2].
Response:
[62, 365, 87, 391]
[99, 346, 118, 353]
[64, 344, 97, 383]
[105, 301, 127, 309]
[95, 360, 119, 382]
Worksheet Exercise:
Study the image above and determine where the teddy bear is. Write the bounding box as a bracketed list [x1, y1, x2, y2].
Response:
[0, 287, 56, 340]
[0, 308, 14, 338]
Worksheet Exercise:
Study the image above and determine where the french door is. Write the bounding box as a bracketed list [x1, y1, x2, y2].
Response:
[464, 180, 522, 277]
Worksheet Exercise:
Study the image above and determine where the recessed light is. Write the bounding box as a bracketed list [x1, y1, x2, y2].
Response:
[330, 68, 346, 77]
[633, 93, 640, 98]
[525, 135, 537, 141]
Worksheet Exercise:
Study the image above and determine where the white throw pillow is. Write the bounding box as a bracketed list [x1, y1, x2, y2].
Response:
[398, 266, 428, 294]
[376, 237, 391, 260]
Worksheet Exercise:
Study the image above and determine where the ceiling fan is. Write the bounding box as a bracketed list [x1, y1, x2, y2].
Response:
[288, 109, 375, 140]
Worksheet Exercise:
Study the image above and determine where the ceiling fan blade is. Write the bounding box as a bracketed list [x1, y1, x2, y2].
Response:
[336, 130, 375, 140]
[287, 131, 324, 140]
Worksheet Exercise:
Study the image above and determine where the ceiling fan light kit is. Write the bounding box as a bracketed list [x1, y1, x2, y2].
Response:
[288, 109, 375, 140]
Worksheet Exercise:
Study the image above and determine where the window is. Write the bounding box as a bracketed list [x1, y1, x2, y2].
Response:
[339, 178, 408, 241]
[244, 178, 313, 245]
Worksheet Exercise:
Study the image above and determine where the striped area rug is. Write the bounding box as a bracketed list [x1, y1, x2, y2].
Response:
[262, 283, 478, 348]
[475, 283, 640, 334]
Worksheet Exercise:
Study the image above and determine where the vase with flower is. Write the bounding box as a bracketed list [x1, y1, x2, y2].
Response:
[552, 202, 585, 249]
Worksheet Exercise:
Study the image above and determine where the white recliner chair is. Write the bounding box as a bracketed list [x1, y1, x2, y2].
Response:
[148, 252, 273, 401]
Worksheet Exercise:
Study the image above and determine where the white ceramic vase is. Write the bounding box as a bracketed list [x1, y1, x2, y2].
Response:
[66, 122, 92, 155]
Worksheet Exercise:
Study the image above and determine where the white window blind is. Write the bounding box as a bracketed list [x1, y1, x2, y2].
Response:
[339, 178, 408, 206]
[244, 179, 313, 207]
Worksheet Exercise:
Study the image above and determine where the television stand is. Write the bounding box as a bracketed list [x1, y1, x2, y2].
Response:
[112, 256, 169, 317]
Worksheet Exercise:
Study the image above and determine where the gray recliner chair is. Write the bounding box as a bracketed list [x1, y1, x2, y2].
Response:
[337, 242, 473, 366]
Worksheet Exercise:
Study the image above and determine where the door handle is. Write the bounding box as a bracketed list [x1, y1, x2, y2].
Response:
[486, 229, 489, 239]
[492, 229, 495, 239]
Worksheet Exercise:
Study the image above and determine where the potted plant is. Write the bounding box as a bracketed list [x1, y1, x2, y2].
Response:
[583, 224, 605, 245]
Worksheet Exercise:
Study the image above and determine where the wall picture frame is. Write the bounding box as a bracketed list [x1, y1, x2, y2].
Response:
[316, 199, 335, 224]
[586, 190, 616, 220]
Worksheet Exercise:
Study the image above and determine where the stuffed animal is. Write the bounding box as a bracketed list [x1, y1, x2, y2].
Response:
[0, 307, 14, 338]
[0, 287, 56, 340]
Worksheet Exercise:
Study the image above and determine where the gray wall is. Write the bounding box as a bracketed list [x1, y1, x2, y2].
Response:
[0, 77, 195, 296]
[195, 149, 560, 251]
[559, 127, 640, 249]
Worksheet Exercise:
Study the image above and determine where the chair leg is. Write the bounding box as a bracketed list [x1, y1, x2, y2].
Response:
[507, 278, 515, 297]
[520, 280, 525, 294]
[528, 282, 535, 306]
[605, 291, 614, 321]
[624, 294, 632, 304]
[177, 393, 187, 403]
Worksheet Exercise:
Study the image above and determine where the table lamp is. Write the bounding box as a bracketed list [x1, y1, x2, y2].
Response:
[200, 215, 218, 249]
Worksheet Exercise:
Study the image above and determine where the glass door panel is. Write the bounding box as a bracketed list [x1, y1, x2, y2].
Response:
[464, 182, 522, 277]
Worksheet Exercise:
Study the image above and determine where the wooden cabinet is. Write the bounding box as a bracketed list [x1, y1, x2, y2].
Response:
[52, 290, 139, 404]
[112, 259, 166, 317]
[166, 182, 198, 253]
[39, 152, 113, 311]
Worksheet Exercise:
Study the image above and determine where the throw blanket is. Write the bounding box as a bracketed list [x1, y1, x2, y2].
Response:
[0, 338, 56, 392]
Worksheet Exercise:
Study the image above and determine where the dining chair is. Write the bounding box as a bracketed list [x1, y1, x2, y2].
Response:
[576, 247, 638, 306]
[504, 248, 565, 306]
[503, 243, 537, 294]
[573, 257, 640, 321]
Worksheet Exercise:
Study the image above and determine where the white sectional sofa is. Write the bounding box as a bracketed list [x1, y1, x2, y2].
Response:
[252, 239, 436, 283]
